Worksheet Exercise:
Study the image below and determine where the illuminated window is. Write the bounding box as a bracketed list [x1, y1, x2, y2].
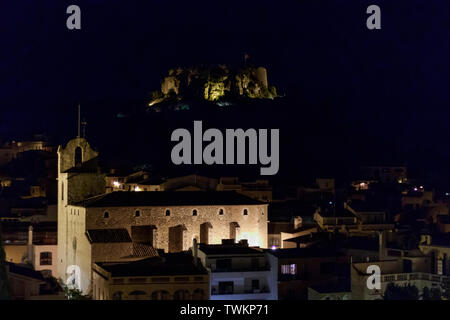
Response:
[281, 264, 297, 275]
[104, 211, 109, 218]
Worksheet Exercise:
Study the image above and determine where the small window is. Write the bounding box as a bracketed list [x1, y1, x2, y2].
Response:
[40, 252, 52, 266]
[104, 211, 109, 218]
[281, 264, 297, 275]
[243, 209, 248, 216]
[165, 209, 170, 216]
[193, 209, 197, 216]
[219, 208, 224, 215]
[135, 210, 140, 217]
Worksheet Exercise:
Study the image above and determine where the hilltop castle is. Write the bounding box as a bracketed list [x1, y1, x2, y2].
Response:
[149, 65, 277, 106]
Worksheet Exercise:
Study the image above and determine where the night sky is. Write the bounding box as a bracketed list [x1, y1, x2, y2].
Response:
[1, 1, 450, 185]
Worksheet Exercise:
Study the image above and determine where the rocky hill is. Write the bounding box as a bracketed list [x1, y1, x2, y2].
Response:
[148, 65, 277, 107]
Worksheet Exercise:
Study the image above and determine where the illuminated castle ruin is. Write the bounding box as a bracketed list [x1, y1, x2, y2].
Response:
[149, 65, 277, 106]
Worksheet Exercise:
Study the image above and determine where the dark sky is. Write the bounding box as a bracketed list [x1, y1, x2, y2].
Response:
[2, 1, 449, 108]
[1, 0, 450, 184]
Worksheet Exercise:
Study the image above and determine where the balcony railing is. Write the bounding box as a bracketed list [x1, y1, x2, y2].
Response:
[212, 288, 270, 295]
[211, 265, 270, 273]
[381, 272, 450, 283]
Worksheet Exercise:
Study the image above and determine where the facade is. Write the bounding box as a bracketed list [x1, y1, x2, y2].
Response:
[419, 235, 450, 275]
[92, 252, 209, 300]
[57, 137, 109, 293]
[197, 241, 277, 300]
[350, 257, 446, 300]
[7, 262, 46, 300]
[64, 191, 268, 293]
[267, 247, 348, 300]
[2, 223, 58, 277]
[314, 203, 394, 234]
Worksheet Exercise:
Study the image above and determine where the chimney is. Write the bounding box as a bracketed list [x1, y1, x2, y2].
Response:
[27, 225, 34, 266]
[378, 230, 386, 260]
[238, 239, 248, 247]
[293, 216, 302, 230]
[193, 238, 198, 266]
[28, 225, 33, 246]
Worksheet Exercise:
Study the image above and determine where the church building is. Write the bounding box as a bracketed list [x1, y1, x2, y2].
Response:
[57, 137, 268, 295]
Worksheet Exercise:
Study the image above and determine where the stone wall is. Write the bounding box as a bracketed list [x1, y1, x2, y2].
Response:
[58, 138, 98, 173]
[67, 172, 106, 204]
[86, 204, 268, 253]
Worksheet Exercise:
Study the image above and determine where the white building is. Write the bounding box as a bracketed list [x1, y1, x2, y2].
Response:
[197, 240, 277, 300]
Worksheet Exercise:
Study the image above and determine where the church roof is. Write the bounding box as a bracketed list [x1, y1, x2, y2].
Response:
[86, 228, 132, 243]
[76, 191, 264, 208]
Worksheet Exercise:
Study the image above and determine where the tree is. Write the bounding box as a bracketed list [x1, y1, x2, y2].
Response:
[59, 278, 90, 300]
[0, 226, 11, 300]
[383, 283, 419, 300]
[422, 286, 442, 300]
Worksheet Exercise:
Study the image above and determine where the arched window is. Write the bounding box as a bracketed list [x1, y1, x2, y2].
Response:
[219, 208, 224, 215]
[104, 211, 109, 218]
[243, 209, 248, 216]
[151, 290, 170, 300]
[129, 290, 147, 300]
[193, 209, 198, 216]
[112, 291, 123, 300]
[74, 147, 82, 166]
[135, 210, 140, 217]
[165, 209, 171, 216]
[173, 289, 190, 300]
[192, 288, 205, 300]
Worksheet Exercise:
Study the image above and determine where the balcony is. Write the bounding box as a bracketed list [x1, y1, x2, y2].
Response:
[381, 272, 450, 283]
[210, 265, 270, 273]
[210, 288, 272, 300]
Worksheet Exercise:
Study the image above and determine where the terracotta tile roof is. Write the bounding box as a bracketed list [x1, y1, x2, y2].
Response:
[132, 243, 159, 257]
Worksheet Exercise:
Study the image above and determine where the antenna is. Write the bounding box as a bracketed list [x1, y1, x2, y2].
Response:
[81, 118, 87, 138]
[77, 104, 81, 138]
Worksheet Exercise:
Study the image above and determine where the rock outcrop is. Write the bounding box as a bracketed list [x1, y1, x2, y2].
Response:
[148, 65, 277, 106]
